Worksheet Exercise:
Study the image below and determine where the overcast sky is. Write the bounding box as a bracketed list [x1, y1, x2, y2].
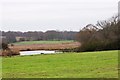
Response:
[0, 0, 119, 32]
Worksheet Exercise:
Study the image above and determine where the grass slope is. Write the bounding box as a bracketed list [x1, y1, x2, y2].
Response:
[12, 40, 74, 45]
[2, 50, 118, 78]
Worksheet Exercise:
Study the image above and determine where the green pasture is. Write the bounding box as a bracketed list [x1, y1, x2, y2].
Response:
[12, 40, 74, 45]
[2, 50, 118, 78]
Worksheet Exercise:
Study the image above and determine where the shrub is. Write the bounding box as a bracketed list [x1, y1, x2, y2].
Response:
[2, 43, 9, 50]
[1, 50, 20, 57]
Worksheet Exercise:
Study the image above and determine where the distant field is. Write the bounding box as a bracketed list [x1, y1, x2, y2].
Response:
[10, 40, 80, 51]
[12, 40, 74, 45]
[2, 50, 118, 78]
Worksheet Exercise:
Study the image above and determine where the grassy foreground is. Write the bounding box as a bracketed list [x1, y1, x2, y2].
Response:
[12, 40, 74, 45]
[2, 50, 118, 78]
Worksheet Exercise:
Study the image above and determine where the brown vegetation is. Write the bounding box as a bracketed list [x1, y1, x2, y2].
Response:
[76, 15, 119, 52]
[9, 42, 80, 51]
[0, 50, 20, 57]
[0, 43, 20, 57]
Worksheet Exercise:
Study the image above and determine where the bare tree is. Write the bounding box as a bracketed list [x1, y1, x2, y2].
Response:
[96, 15, 118, 29]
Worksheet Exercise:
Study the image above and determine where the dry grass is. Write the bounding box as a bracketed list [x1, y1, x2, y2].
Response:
[9, 42, 80, 51]
[0, 50, 20, 56]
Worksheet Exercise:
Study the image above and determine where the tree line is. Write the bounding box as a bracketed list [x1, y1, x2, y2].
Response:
[1, 30, 78, 43]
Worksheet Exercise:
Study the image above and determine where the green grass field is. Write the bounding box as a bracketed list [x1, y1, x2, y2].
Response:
[2, 50, 118, 78]
[12, 40, 74, 45]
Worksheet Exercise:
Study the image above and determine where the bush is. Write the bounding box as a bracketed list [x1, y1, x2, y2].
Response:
[2, 43, 9, 50]
[1, 50, 20, 57]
